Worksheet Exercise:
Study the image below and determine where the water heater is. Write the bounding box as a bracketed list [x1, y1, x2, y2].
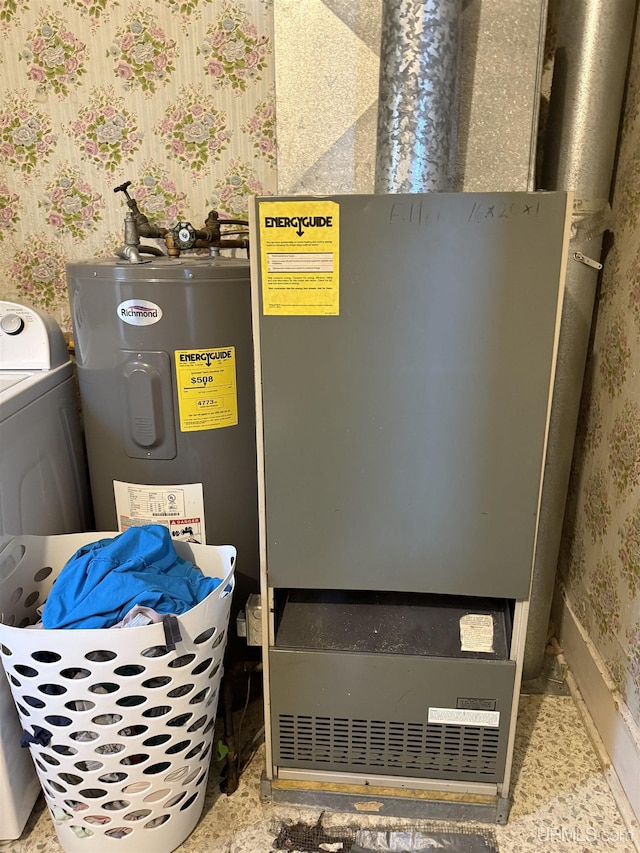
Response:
[66, 255, 259, 611]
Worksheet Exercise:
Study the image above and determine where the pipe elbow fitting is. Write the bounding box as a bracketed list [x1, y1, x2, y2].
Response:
[115, 245, 144, 264]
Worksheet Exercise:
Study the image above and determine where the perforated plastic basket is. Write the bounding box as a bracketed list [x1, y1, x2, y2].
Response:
[0, 532, 235, 853]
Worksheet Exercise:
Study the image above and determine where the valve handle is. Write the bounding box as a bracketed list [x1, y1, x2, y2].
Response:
[114, 182, 137, 209]
[171, 221, 197, 250]
[113, 181, 143, 217]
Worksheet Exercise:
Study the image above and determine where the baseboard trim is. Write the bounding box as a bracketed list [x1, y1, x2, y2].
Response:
[552, 586, 640, 833]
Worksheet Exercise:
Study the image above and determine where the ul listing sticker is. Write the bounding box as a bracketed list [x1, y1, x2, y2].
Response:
[259, 200, 340, 316]
[175, 347, 238, 432]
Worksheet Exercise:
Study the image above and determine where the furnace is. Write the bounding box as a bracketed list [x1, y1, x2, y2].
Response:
[249, 190, 571, 823]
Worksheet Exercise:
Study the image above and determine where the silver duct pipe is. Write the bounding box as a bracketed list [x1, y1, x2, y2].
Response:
[525, 0, 637, 678]
[374, 0, 462, 193]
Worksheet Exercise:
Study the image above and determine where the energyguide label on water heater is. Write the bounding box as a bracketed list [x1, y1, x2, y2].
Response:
[174, 347, 238, 432]
[258, 199, 340, 316]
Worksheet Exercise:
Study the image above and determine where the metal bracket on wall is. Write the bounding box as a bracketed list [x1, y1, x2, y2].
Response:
[573, 251, 603, 270]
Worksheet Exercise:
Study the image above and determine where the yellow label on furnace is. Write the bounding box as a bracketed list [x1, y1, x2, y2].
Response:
[175, 347, 238, 432]
[259, 200, 340, 316]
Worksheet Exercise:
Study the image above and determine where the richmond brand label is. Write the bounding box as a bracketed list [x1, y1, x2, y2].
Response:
[117, 299, 163, 326]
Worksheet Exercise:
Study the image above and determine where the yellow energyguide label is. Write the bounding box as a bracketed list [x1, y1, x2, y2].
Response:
[174, 347, 238, 431]
[259, 200, 340, 315]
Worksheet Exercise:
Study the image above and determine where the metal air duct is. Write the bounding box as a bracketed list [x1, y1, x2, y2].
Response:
[525, 0, 637, 678]
[374, 0, 462, 193]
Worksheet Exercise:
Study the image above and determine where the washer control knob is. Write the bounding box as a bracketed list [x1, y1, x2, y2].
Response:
[0, 313, 25, 335]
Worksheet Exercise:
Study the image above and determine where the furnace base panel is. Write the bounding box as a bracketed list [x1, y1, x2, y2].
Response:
[269, 649, 515, 785]
[262, 774, 512, 824]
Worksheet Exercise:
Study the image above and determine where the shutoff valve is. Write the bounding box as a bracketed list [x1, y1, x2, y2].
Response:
[170, 221, 198, 251]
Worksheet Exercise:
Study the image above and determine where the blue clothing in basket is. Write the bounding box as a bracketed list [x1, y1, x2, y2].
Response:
[41, 525, 221, 630]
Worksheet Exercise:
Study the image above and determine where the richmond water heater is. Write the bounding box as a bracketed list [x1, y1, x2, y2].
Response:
[66, 253, 259, 616]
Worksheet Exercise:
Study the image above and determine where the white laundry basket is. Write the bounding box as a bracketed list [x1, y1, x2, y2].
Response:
[0, 532, 235, 853]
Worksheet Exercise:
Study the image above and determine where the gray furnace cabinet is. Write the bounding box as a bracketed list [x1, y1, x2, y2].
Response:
[249, 191, 571, 822]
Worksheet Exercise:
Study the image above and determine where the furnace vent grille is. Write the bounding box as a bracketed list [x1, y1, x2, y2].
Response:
[276, 715, 500, 780]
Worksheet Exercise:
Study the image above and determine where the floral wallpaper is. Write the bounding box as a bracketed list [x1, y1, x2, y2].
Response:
[1, 0, 638, 737]
[559, 18, 640, 729]
[0, 0, 276, 331]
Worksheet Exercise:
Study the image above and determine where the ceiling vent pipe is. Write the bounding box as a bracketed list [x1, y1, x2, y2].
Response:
[525, 0, 637, 679]
[374, 0, 462, 193]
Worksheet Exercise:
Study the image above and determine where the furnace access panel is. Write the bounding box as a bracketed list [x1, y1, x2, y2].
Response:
[253, 192, 568, 600]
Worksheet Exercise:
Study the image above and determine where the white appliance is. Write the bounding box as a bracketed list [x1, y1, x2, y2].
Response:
[0, 300, 91, 840]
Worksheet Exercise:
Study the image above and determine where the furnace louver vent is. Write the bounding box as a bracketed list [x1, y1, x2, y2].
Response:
[276, 715, 500, 781]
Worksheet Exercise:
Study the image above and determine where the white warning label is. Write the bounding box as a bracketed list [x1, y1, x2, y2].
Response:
[428, 707, 500, 728]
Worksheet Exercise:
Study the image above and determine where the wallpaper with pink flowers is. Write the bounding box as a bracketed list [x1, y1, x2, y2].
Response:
[559, 22, 640, 730]
[1, 0, 638, 738]
[0, 0, 276, 330]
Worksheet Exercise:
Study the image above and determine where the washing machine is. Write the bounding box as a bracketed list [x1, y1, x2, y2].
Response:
[0, 300, 91, 839]
[0, 300, 91, 538]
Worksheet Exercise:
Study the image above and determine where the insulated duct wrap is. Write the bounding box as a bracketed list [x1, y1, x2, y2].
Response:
[374, 0, 462, 193]
[525, 0, 637, 679]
